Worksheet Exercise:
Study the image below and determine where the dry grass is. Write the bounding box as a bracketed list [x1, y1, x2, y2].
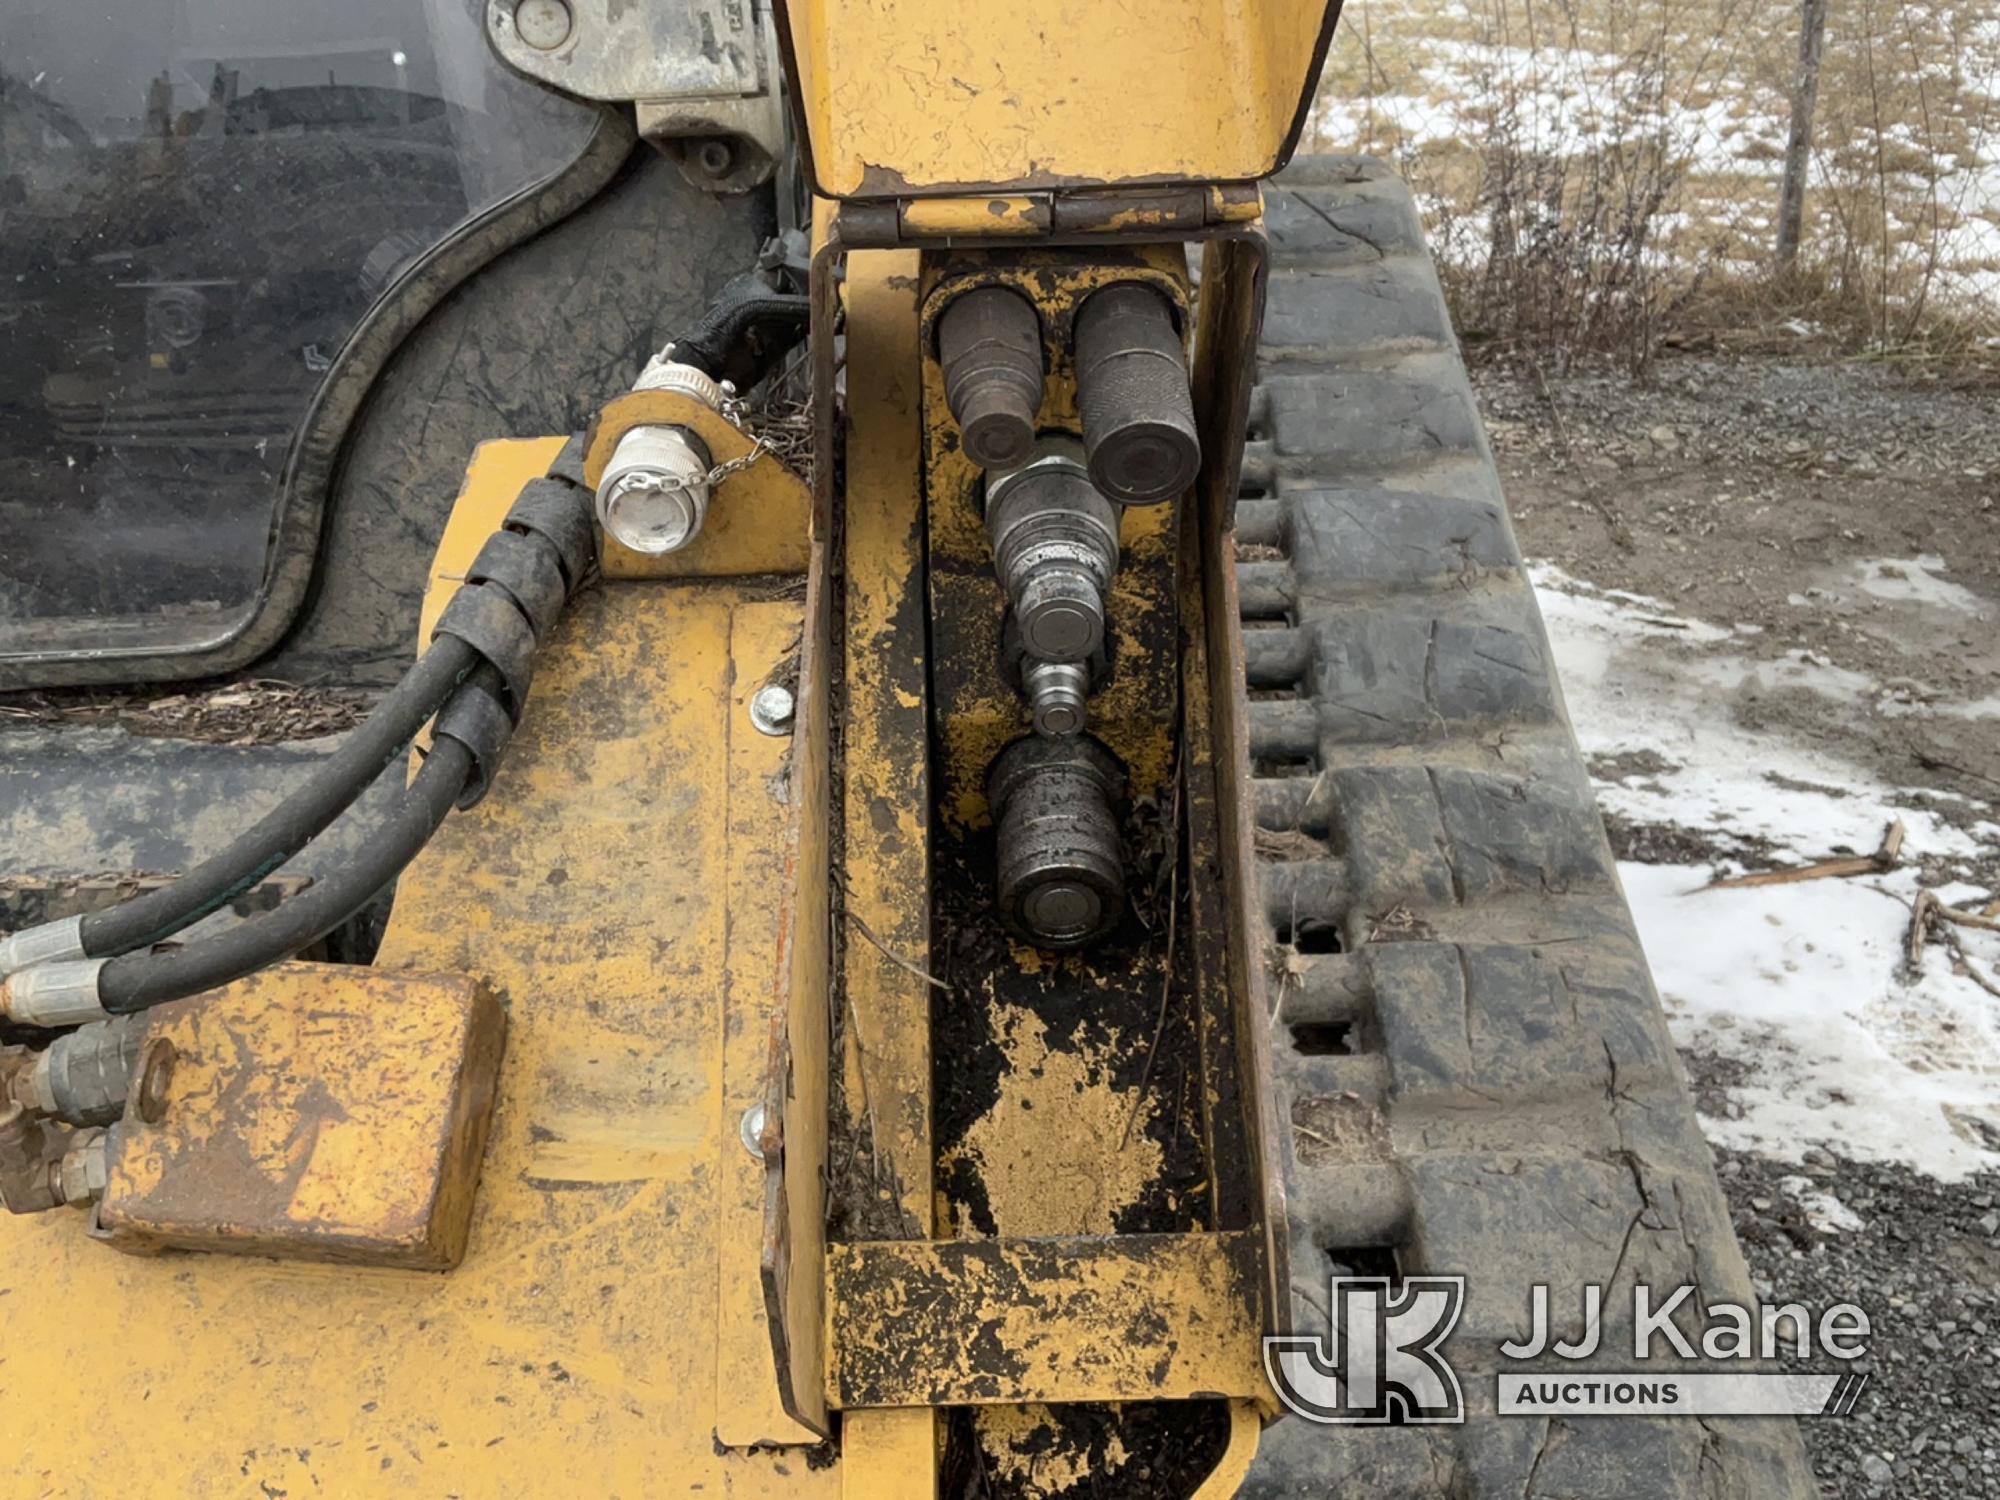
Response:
[1310, 0, 2000, 371]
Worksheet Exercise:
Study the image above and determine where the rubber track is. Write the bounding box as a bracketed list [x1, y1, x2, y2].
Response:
[1235, 159, 1816, 1497]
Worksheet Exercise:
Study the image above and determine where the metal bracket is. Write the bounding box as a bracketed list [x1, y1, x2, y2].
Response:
[486, 0, 786, 190]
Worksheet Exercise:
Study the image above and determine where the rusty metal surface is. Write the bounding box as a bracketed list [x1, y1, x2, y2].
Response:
[826, 1231, 1268, 1408]
[96, 964, 504, 1270]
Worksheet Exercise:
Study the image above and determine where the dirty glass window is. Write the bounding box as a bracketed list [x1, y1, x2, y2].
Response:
[0, 0, 598, 668]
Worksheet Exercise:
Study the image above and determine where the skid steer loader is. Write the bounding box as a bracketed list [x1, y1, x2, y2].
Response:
[0, 2, 1818, 1494]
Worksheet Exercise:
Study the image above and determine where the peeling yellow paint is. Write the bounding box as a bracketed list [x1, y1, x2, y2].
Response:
[977, 1405, 1131, 1494]
[950, 1005, 1160, 1237]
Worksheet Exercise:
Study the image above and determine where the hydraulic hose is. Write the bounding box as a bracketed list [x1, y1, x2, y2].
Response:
[93, 736, 474, 1014]
[74, 635, 479, 960]
[0, 436, 601, 1026]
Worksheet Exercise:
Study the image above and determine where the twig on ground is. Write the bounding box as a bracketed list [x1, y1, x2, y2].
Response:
[1957, 958, 2000, 1000]
[1704, 819, 1904, 891]
[1907, 887, 1938, 969]
[1906, 889, 2000, 997]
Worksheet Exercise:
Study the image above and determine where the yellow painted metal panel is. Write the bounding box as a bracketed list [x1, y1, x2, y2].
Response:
[778, 0, 1337, 199]
[0, 441, 839, 1497]
[1191, 1402, 1265, 1497]
[836, 250, 933, 1234]
[842, 1410, 939, 1499]
[717, 603, 829, 1447]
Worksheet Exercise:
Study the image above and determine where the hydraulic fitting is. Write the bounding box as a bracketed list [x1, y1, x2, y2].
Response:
[15, 1017, 146, 1127]
[0, 913, 85, 980]
[0, 958, 110, 1028]
[1073, 283, 1201, 505]
[939, 287, 1045, 471]
[1023, 660, 1090, 737]
[595, 356, 724, 554]
[985, 438, 1120, 664]
[988, 735, 1126, 950]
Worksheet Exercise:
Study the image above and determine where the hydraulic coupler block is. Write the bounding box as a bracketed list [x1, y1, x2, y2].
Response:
[985, 438, 1120, 664]
[1073, 283, 1201, 505]
[988, 736, 1126, 950]
[938, 286, 1044, 471]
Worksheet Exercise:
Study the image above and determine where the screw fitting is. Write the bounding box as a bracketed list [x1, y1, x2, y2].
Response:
[1023, 660, 1090, 737]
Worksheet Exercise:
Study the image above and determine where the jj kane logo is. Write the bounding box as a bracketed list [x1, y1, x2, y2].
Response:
[1263, 1277, 1466, 1424]
[1266, 1278, 1872, 1424]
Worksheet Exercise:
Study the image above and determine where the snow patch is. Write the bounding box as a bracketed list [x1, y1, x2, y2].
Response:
[1852, 555, 1991, 614]
[1777, 1176, 1866, 1234]
[1531, 563, 2000, 1180]
[1625, 861, 2000, 1182]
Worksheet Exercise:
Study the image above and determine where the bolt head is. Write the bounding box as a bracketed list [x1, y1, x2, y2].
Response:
[750, 684, 796, 736]
[512, 0, 573, 50]
[693, 138, 736, 179]
[739, 1103, 768, 1159]
[136, 1039, 177, 1125]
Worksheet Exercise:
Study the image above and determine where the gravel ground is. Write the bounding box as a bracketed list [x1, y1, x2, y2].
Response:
[1702, 1129, 2000, 1498]
[1500, 351, 2000, 1498]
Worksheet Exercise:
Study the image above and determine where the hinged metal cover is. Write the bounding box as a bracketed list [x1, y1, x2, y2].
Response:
[773, 0, 1340, 200]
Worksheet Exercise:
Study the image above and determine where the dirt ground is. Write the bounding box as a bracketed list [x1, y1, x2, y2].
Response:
[1493, 350, 2000, 1498]
[1489, 353, 2000, 878]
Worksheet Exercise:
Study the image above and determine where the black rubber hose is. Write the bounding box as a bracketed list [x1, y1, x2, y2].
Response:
[77, 636, 479, 959]
[671, 269, 812, 391]
[96, 737, 474, 1014]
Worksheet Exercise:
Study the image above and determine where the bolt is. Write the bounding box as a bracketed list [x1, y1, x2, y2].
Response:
[692, 138, 736, 180]
[135, 1039, 176, 1125]
[739, 1103, 768, 1160]
[512, 0, 573, 50]
[56, 1128, 108, 1209]
[750, 683, 796, 736]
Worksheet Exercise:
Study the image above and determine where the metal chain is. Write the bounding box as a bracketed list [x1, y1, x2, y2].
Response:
[623, 432, 774, 500]
[703, 434, 775, 487]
